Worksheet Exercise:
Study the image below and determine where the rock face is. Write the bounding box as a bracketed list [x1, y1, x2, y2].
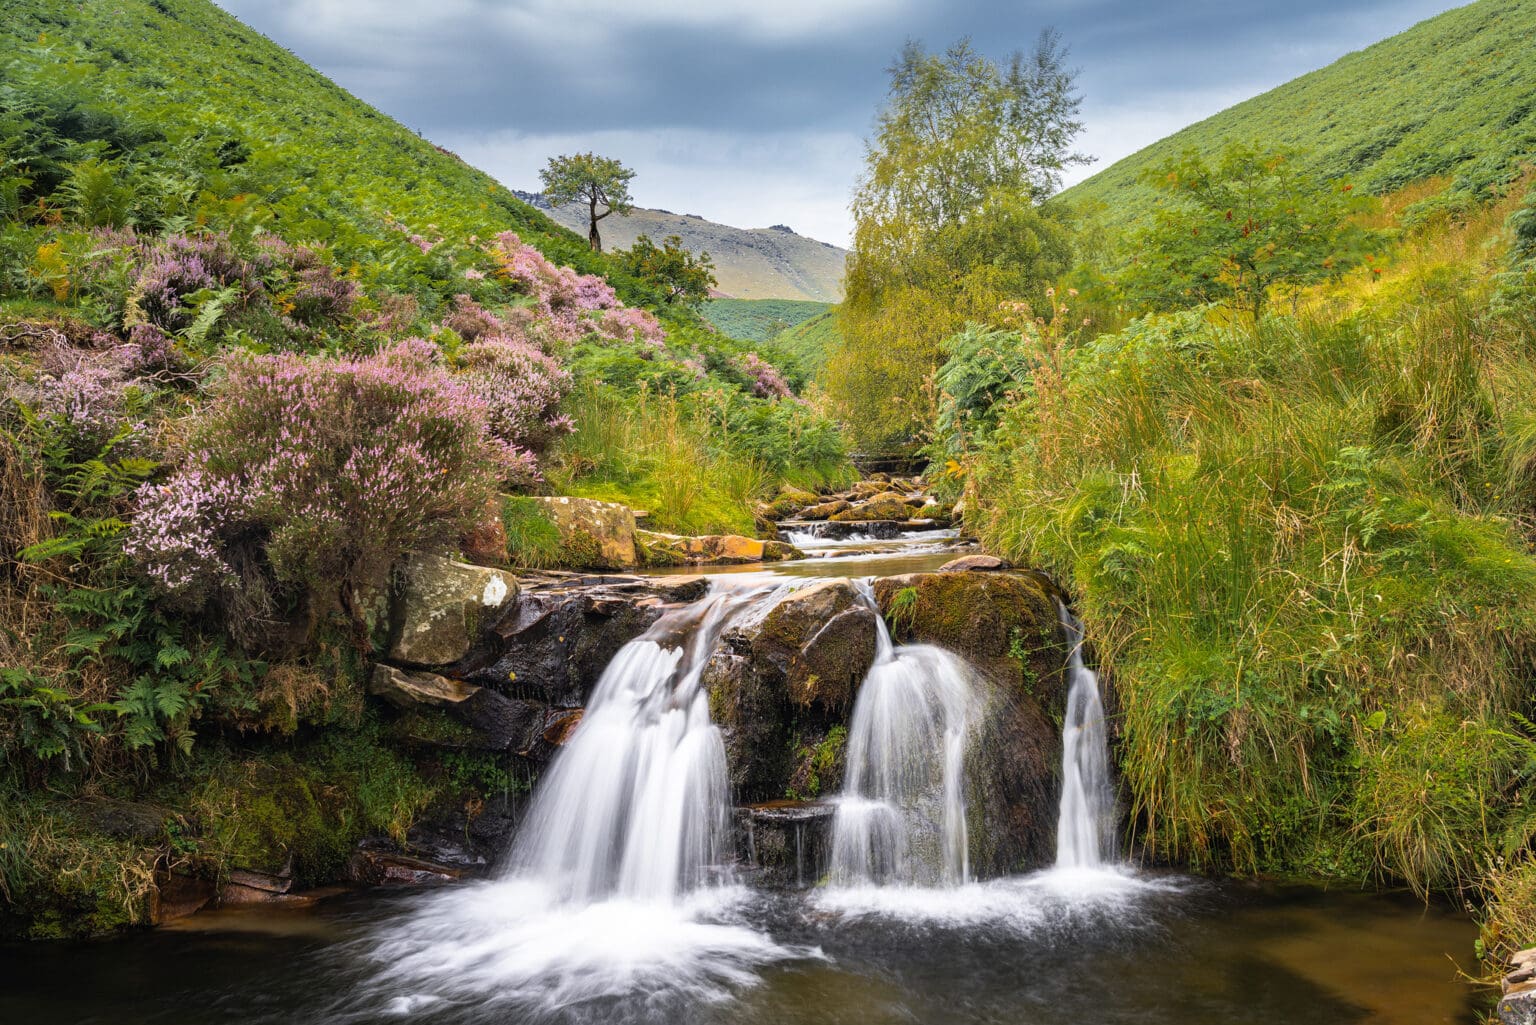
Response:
[463, 576, 678, 707]
[939, 554, 1012, 572]
[800, 499, 851, 520]
[1501, 949, 1536, 1024]
[704, 580, 879, 802]
[387, 555, 517, 667]
[527, 496, 637, 570]
[368, 664, 476, 709]
[872, 570, 1070, 874]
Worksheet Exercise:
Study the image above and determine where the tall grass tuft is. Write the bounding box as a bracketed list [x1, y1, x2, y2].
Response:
[974, 291, 1536, 890]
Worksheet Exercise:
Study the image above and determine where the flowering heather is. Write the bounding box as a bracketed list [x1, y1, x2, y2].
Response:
[459, 334, 572, 458]
[30, 340, 145, 445]
[130, 345, 508, 607]
[124, 468, 246, 604]
[491, 232, 639, 344]
[134, 234, 256, 331]
[595, 307, 666, 348]
[442, 293, 501, 342]
[283, 263, 358, 327]
[128, 324, 176, 370]
[738, 352, 793, 400]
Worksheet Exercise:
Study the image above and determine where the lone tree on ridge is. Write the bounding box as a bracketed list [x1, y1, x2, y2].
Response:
[539, 152, 636, 252]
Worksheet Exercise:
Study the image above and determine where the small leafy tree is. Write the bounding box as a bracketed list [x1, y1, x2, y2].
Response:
[1126, 143, 1373, 320]
[620, 234, 716, 307]
[539, 152, 636, 252]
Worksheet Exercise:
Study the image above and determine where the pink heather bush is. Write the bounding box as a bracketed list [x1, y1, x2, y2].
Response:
[491, 232, 641, 345]
[737, 352, 793, 400]
[595, 306, 667, 349]
[135, 234, 257, 331]
[123, 469, 247, 606]
[459, 335, 573, 463]
[128, 344, 508, 610]
[29, 340, 146, 446]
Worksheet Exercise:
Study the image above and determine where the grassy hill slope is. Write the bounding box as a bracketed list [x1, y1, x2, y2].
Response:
[700, 298, 829, 342]
[775, 307, 843, 376]
[1061, 0, 1536, 235]
[1, 0, 651, 311]
[522, 194, 847, 302]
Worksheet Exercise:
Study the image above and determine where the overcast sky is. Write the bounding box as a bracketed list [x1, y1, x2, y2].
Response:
[213, 0, 1463, 246]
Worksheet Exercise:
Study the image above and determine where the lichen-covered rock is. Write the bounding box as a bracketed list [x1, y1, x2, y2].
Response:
[387, 555, 517, 667]
[528, 496, 637, 570]
[830, 495, 912, 522]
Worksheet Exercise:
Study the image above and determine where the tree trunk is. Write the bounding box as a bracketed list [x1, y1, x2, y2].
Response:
[588, 197, 601, 252]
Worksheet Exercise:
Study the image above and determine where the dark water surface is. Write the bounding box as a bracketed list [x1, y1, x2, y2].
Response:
[0, 873, 1480, 1025]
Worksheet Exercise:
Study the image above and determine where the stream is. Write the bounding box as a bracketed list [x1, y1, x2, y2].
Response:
[0, 527, 1485, 1025]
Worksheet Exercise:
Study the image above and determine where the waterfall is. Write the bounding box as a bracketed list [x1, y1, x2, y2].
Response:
[506, 586, 769, 903]
[1055, 603, 1117, 869]
[827, 583, 979, 887]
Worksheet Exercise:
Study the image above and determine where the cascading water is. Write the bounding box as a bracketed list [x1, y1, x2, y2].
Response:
[360, 584, 804, 1018]
[1055, 603, 1117, 869]
[505, 588, 754, 903]
[827, 582, 979, 887]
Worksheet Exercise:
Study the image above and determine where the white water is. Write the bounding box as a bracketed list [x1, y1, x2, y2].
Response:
[505, 588, 756, 902]
[1055, 604, 1117, 869]
[826, 583, 979, 887]
[363, 584, 811, 1015]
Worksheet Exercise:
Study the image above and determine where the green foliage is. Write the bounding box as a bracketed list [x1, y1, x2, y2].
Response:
[700, 298, 829, 343]
[830, 36, 1083, 449]
[620, 234, 716, 308]
[772, 306, 843, 376]
[501, 495, 563, 569]
[1061, 0, 1536, 237]
[539, 151, 636, 252]
[972, 292, 1536, 891]
[1123, 143, 1377, 320]
[0, 0, 659, 309]
[886, 586, 919, 638]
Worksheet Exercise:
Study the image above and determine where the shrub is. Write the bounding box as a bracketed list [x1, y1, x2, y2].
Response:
[127, 342, 507, 625]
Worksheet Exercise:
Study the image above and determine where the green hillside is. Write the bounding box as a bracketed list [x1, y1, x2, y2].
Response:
[1061, 0, 1536, 234]
[0, 0, 653, 310]
[776, 307, 843, 375]
[701, 298, 829, 342]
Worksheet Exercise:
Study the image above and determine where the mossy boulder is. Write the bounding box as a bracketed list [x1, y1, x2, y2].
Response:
[765, 487, 819, 520]
[830, 495, 912, 523]
[634, 530, 804, 566]
[527, 496, 637, 570]
[799, 498, 851, 520]
[872, 570, 1071, 874]
[705, 580, 879, 801]
[872, 570, 1063, 687]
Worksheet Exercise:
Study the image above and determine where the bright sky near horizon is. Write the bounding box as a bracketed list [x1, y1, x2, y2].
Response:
[213, 0, 1463, 247]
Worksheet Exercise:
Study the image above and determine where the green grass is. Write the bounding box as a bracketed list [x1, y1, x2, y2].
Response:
[1061, 0, 1536, 238]
[972, 294, 1536, 891]
[0, 0, 665, 312]
[701, 298, 830, 342]
[775, 306, 844, 376]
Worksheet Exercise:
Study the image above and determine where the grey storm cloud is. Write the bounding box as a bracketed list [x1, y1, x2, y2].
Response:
[212, 0, 1464, 245]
